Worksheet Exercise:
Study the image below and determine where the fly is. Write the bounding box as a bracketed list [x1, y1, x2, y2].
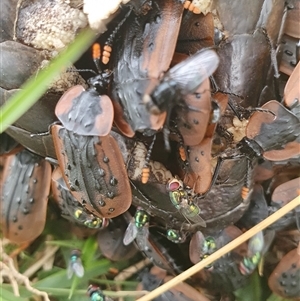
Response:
[67, 249, 84, 279]
[166, 178, 206, 227]
[143, 49, 219, 115]
[123, 207, 150, 245]
[239, 230, 275, 275]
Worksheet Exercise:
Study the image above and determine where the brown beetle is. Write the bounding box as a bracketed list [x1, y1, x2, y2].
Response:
[284, 60, 300, 119]
[245, 100, 300, 161]
[51, 125, 132, 219]
[268, 245, 300, 300]
[181, 92, 229, 194]
[51, 167, 109, 229]
[269, 177, 300, 231]
[110, 0, 184, 136]
[0, 149, 51, 244]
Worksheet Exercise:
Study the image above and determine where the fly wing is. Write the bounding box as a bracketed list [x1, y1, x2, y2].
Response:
[261, 230, 275, 255]
[180, 207, 206, 227]
[67, 262, 74, 279]
[248, 231, 265, 256]
[72, 261, 85, 278]
[164, 49, 219, 94]
[123, 221, 138, 246]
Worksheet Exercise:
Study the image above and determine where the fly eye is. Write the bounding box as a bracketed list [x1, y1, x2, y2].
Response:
[167, 179, 181, 191]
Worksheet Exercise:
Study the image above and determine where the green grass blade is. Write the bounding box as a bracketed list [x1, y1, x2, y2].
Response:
[0, 28, 96, 133]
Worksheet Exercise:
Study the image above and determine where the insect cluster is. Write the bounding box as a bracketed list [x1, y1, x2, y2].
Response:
[1, 0, 300, 300]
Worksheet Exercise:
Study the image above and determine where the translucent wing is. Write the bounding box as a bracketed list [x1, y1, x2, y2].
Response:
[123, 221, 138, 246]
[67, 259, 84, 279]
[261, 230, 275, 255]
[135, 227, 150, 251]
[247, 231, 264, 256]
[67, 262, 74, 279]
[180, 207, 206, 227]
[164, 50, 219, 94]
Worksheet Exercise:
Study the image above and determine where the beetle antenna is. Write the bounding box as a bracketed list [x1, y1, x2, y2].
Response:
[102, 8, 133, 65]
[92, 43, 102, 73]
[66, 67, 97, 76]
[141, 135, 156, 184]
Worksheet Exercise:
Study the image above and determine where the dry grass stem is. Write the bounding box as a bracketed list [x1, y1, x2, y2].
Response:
[23, 245, 59, 278]
[114, 258, 152, 281]
[136, 195, 300, 301]
[0, 261, 20, 296]
[0, 242, 51, 301]
[114, 258, 151, 301]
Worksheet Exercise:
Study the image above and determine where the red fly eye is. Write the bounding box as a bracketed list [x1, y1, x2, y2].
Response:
[167, 179, 181, 191]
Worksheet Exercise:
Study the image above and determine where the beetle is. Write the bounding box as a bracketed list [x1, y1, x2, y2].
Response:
[67, 249, 84, 279]
[0, 149, 51, 244]
[212, 1, 286, 108]
[242, 100, 300, 162]
[51, 167, 109, 229]
[284, 60, 300, 119]
[268, 245, 300, 299]
[110, 0, 185, 136]
[51, 125, 132, 219]
[268, 177, 300, 231]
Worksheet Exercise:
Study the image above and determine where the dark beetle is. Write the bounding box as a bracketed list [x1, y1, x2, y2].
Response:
[212, 1, 286, 107]
[110, 0, 184, 136]
[0, 133, 21, 157]
[128, 145, 253, 235]
[0, 149, 51, 244]
[242, 100, 300, 161]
